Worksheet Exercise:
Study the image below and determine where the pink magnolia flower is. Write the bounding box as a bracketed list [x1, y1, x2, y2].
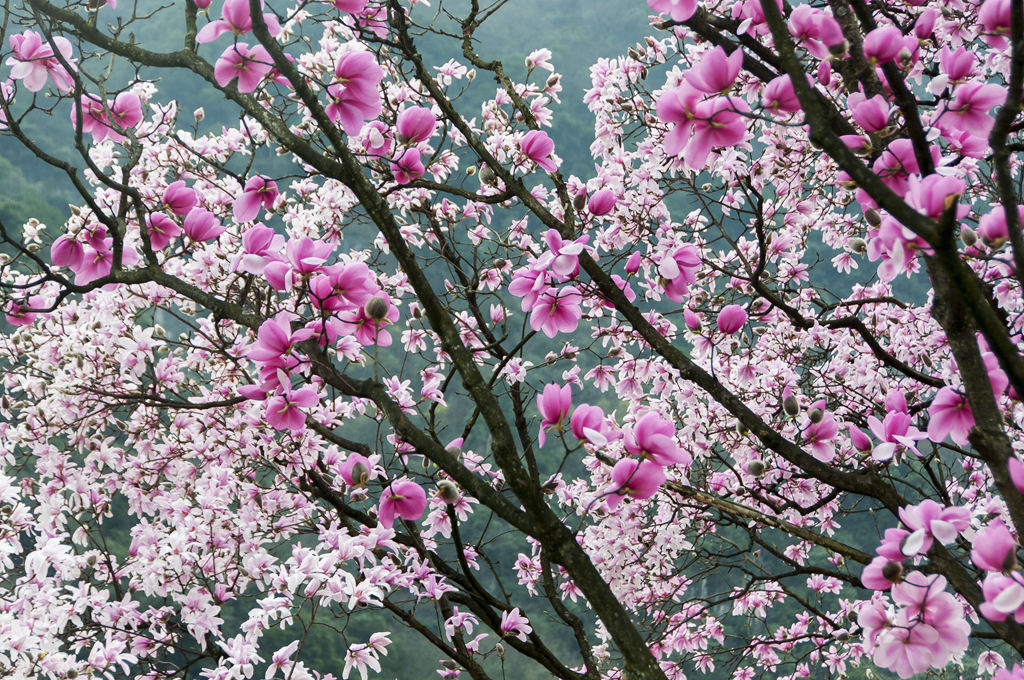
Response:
[716, 305, 747, 334]
[981, 571, 1024, 623]
[378, 479, 427, 528]
[248, 313, 314, 368]
[72, 92, 144, 143]
[1010, 457, 1024, 494]
[145, 212, 181, 251]
[937, 82, 1006, 138]
[972, 522, 1018, 573]
[866, 406, 926, 462]
[980, 0, 1013, 47]
[6, 31, 76, 93]
[647, 0, 697, 22]
[939, 46, 977, 83]
[847, 92, 891, 132]
[233, 223, 284, 275]
[265, 387, 318, 431]
[623, 412, 691, 467]
[763, 75, 801, 114]
[528, 286, 582, 338]
[234, 175, 279, 222]
[326, 51, 384, 136]
[659, 243, 701, 302]
[787, 5, 844, 57]
[499, 608, 532, 642]
[537, 383, 571, 448]
[50, 235, 85, 269]
[395, 106, 436, 143]
[978, 205, 1024, 247]
[570, 404, 607, 446]
[195, 0, 282, 43]
[804, 403, 838, 463]
[182, 207, 225, 241]
[162, 181, 197, 216]
[520, 130, 557, 172]
[905, 175, 967, 220]
[5, 296, 44, 327]
[214, 43, 273, 93]
[264, 236, 333, 290]
[390, 148, 425, 185]
[926, 387, 974, 446]
[309, 262, 378, 312]
[606, 458, 666, 509]
[862, 25, 909, 64]
[361, 121, 392, 155]
[332, 0, 369, 11]
[898, 500, 970, 557]
[685, 47, 743, 94]
[587, 189, 617, 216]
[543, 229, 591, 278]
[656, 84, 750, 170]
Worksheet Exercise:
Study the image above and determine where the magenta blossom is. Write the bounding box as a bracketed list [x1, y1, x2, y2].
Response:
[248, 313, 314, 369]
[71, 92, 144, 144]
[6, 31, 76, 93]
[716, 305, 747, 334]
[804, 403, 839, 463]
[378, 479, 427, 528]
[647, 0, 697, 22]
[543, 229, 591, 278]
[528, 286, 582, 338]
[867, 406, 927, 462]
[499, 608, 533, 642]
[395, 106, 437, 143]
[861, 556, 903, 591]
[340, 453, 373, 487]
[537, 384, 571, 448]
[763, 75, 801, 114]
[587, 189, 617, 216]
[162, 181, 197, 216]
[214, 43, 273, 93]
[145, 212, 181, 251]
[264, 387, 318, 431]
[898, 500, 970, 557]
[520, 130, 557, 172]
[234, 224, 285, 275]
[570, 403, 606, 446]
[972, 522, 1018, 573]
[685, 47, 743, 94]
[623, 412, 691, 467]
[326, 51, 384, 136]
[606, 458, 666, 509]
[847, 92, 891, 132]
[338, 298, 400, 346]
[927, 387, 974, 446]
[656, 84, 751, 170]
[937, 81, 1006, 138]
[50, 235, 85, 269]
[195, 0, 282, 43]
[5, 296, 44, 327]
[390, 148, 425, 185]
[183, 207, 225, 242]
[234, 176, 279, 222]
[659, 244, 701, 302]
[981, 571, 1024, 623]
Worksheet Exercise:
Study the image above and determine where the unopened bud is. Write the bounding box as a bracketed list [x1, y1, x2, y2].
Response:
[545, 74, 560, 89]
[808, 407, 824, 423]
[350, 462, 369, 487]
[466, 69, 476, 82]
[364, 296, 389, 321]
[864, 208, 881, 227]
[746, 460, 766, 477]
[193, 107, 205, 122]
[881, 560, 903, 582]
[960, 226, 978, 247]
[783, 394, 800, 417]
[735, 420, 749, 436]
[437, 479, 459, 504]
[479, 165, 497, 186]
[627, 48, 640, 61]
[466, 166, 477, 176]
[898, 47, 913, 65]
[1, 396, 9, 411]
[833, 629, 850, 641]
[494, 643, 505, 659]
[26, 244, 40, 253]
[572, 192, 587, 212]
[86, 554, 98, 567]
[847, 237, 867, 254]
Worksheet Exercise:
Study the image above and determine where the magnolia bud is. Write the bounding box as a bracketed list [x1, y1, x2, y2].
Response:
[746, 460, 766, 477]
[479, 165, 497, 186]
[437, 479, 459, 504]
[572, 192, 587, 212]
[960, 226, 978, 247]
[545, 74, 560, 89]
[364, 296, 389, 321]
[193, 107, 205, 122]
[1, 396, 8, 411]
[783, 394, 801, 417]
[833, 630, 850, 641]
[864, 208, 882, 226]
[466, 69, 476, 82]
[466, 166, 477, 176]
[86, 554, 98, 567]
[494, 643, 505, 659]
[735, 420, 749, 436]
[808, 407, 824, 424]
[881, 560, 903, 582]
[897, 47, 913, 65]
[627, 47, 640, 61]
[350, 462, 370, 487]
[847, 237, 867, 254]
